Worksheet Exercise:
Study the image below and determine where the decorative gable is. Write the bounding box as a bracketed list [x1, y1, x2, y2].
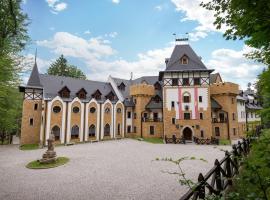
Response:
[105, 91, 115, 101]
[76, 88, 87, 99]
[118, 82, 126, 91]
[58, 86, 70, 98]
[91, 89, 102, 100]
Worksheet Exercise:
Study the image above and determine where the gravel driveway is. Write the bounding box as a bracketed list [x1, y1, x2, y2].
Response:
[0, 139, 230, 200]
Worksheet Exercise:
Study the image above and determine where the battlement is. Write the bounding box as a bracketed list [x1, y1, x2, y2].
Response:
[130, 84, 155, 96]
[210, 82, 239, 95]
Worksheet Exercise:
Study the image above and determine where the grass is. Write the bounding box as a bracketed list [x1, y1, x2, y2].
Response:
[136, 137, 164, 144]
[26, 157, 69, 169]
[20, 143, 39, 150]
[219, 139, 231, 145]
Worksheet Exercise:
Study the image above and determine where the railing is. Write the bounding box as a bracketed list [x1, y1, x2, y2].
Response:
[142, 117, 163, 122]
[212, 118, 228, 123]
[164, 135, 186, 144]
[180, 126, 263, 200]
[193, 136, 219, 145]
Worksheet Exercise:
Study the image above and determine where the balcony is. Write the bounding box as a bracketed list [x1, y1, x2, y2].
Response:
[212, 118, 228, 123]
[142, 117, 163, 122]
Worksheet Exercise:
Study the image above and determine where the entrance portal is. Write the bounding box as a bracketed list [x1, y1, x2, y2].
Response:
[182, 127, 193, 140]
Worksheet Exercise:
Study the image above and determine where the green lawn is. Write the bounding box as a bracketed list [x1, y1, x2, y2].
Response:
[136, 137, 164, 144]
[20, 144, 39, 150]
[219, 139, 231, 145]
[26, 157, 69, 169]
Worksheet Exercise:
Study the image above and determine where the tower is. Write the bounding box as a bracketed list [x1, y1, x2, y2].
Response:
[159, 43, 214, 140]
[19, 54, 43, 145]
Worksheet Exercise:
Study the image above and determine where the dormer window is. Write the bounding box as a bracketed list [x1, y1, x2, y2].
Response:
[181, 56, 188, 65]
[76, 88, 87, 99]
[118, 82, 126, 91]
[154, 82, 161, 90]
[92, 90, 102, 100]
[58, 86, 70, 98]
[105, 91, 115, 101]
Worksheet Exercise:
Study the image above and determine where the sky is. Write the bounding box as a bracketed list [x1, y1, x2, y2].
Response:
[21, 0, 265, 90]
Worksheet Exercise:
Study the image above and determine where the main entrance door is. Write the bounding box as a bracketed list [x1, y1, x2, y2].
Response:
[182, 127, 192, 140]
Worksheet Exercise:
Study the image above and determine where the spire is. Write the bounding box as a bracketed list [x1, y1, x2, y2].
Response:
[27, 50, 42, 87]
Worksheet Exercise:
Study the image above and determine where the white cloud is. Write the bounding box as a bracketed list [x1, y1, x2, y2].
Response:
[105, 32, 118, 38]
[37, 32, 173, 81]
[112, 0, 120, 4]
[46, 0, 67, 13]
[171, 0, 226, 41]
[84, 30, 91, 35]
[207, 45, 265, 89]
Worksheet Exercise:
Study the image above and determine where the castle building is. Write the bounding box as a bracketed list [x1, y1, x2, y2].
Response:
[19, 44, 261, 145]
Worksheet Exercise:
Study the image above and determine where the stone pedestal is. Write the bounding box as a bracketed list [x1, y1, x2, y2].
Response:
[39, 134, 57, 164]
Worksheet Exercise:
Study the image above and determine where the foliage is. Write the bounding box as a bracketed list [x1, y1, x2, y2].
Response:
[219, 139, 231, 145]
[47, 55, 86, 79]
[155, 156, 207, 190]
[0, 0, 29, 143]
[225, 129, 270, 200]
[200, 0, 270, 66]
[20, 143, 39, 150]
[26, 157, 69, 169]
[137, 137, 164, 144]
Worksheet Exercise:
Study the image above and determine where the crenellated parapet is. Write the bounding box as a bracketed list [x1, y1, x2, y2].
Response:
[210, 82, 239, 95]
[130, 84, 155, 97]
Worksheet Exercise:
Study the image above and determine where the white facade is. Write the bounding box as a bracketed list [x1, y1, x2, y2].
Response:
[237, 100, 246, 123]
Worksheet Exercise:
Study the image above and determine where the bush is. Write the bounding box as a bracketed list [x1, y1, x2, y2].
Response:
[227, 129, 270, 199]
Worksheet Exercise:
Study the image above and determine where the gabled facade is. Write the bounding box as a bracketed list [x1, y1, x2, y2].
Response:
[19, 44, 261, 145]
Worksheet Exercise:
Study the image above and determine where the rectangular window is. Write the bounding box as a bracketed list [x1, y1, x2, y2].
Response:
[215, 127, 220, 136]
[172, 118, 176, 124]
[183, 78, 189, 86]
[134, 99, 137, 104]
[231, 98, 234, 104]
[200, 113, 203, 120]
[194, 78, 201, 85]
[233, 128, 236, 135]
[199, 96, 202, 103]
[200, 130, 204, 138]
[34, 103, 38, 110]
[127, 112, 131, 119]
[153, 113, 158, 121]
[172, 78, 178, 86]
[29, 118, 34, 126]
[184, 113, 191, 120]
[143, 113, 148, 118]
[183, 96, 190, 103]
[232, 113, 235, 120]
[134, 113, 137, 119]
[127, 126, 131, 133]
[150, 126, 155, 135]
[171, 101, 175, 108]
[134, 126, 137, 133]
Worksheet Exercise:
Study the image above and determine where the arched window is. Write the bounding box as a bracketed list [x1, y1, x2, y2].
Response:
[117, 108, 121, 113]
[51, 125, 60, 141]
[105, 107, 110, 113]
[104, 124, 110, 137]
[89, 125, 95, 137]
[71, 125, 79, 139]
[183, 93, 191, 103]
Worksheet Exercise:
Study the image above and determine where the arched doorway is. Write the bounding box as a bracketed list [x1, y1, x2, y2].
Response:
[71, 125, 79, 139]
[51, 125, 60, 141]
[182, 127, 193, 140]
[104, 124, 110, 137]
[89, 125, 95, 137]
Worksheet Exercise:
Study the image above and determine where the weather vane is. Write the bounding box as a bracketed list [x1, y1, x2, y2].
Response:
[173, 32, 189, 45]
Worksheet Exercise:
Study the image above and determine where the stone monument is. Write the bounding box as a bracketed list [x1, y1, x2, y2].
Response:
[39, 133, 57, 164]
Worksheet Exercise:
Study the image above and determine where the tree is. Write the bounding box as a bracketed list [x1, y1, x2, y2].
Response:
[0, 0, 28, 144]
[201, 0, 270, 126]
[47, 55, 86, 80]
[201, 0, 270, 65]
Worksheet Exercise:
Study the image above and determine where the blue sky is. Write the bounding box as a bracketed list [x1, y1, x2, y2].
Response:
[22, 0, 264, 89]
